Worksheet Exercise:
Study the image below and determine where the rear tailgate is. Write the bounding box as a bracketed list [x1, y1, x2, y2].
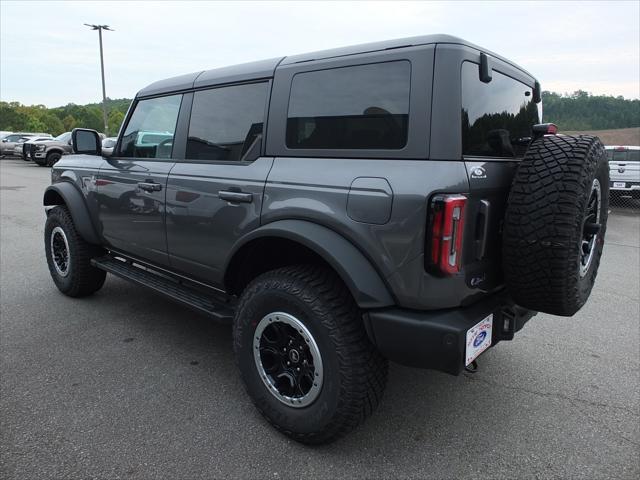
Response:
[461, 160, 519, 292]
[609, 149, 640, 186]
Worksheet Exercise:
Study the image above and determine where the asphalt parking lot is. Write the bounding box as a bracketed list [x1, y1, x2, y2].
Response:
[1, 157, 638, 479]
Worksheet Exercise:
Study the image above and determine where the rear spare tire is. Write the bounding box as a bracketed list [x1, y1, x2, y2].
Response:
[503, 135, 609, 316]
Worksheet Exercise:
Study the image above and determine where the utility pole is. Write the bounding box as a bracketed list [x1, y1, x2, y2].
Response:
[84, 24, 113, 135]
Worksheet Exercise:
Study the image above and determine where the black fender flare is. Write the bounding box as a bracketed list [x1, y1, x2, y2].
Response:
[225, 219, 395, 309]
[43, 182, 100, 245]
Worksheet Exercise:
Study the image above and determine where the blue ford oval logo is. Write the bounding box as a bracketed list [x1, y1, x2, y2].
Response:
[473, 331, 487, 347]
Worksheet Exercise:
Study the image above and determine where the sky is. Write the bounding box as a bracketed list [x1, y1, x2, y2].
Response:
[1, 0, 639, 107]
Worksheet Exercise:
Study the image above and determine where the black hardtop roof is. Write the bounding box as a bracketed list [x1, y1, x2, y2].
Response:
[136, 34, 535, 98]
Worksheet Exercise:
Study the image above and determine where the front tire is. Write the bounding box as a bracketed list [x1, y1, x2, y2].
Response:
[44, 206, 106, 297]
[233, 265, 388, 444]
[45, 151, 62, 167]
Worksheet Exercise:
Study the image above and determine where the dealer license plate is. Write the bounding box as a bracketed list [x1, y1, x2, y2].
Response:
[465, 314, 493, 366]
[613, 182, 626, 188]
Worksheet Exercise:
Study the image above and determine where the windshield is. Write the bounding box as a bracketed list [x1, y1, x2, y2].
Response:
[55, 132, 71, 142]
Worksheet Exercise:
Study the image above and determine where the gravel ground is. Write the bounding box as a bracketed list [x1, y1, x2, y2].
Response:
[1, 157, 638, 479]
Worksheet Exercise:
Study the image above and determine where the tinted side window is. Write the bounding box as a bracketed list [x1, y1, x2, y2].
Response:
[118, 94, 182, 159]
[286, 61, 411, 150]
[186, 82, 268, 162]
[461, 62, 540, 158]
[606, 150, 614, 161]
[628, 150, 639, 161]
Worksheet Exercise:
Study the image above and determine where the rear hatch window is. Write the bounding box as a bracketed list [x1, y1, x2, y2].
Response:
[612, 150, 628, 162]
[612, 149, 640, 162]
[461, 61, 540, 158]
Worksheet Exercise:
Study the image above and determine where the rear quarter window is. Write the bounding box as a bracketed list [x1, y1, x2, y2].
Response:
[286, 61, 411, 150]
[461, 61, 540, 158]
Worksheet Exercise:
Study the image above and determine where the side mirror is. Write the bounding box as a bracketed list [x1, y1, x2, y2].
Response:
[72, 128, 102, 155]
[1, 139, 7, 143]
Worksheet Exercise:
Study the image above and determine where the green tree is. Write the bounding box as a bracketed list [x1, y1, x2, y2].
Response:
[542, 90, 640, 130]
[39, 113, 64, 135]
[62, 114, 77, 131]
[107, 110, 125, 136]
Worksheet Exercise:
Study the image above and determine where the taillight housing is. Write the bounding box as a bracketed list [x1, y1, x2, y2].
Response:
[428, 194, 467, 275]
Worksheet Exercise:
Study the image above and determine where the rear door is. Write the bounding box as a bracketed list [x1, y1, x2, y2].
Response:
[458, 57, 541, 291]
[96, 94, 183, 266]
[165, 81, 272, 287]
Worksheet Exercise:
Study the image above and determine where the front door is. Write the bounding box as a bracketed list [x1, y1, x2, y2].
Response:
[165, 82, 272, 287]
[96, 94, 183, 266]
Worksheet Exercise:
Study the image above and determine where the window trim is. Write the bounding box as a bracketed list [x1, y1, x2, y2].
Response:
[285, 60, 412, 151]
[113, 93, 185, 161]
[178, 79, 272, 165]
[265, 45, 434, 160]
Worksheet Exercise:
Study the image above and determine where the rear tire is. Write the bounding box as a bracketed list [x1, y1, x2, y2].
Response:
[503, 135, 609, 316]
[44, 206, 106, 297]
[233, 264, 388, 444]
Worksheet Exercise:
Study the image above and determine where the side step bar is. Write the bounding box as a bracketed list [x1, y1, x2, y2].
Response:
[91, 256, 235, 322]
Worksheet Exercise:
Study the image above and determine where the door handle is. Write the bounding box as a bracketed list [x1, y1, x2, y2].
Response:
[138, 182, 162, 192]
[474, 200, 490, 260]
[219, 190, 253, 203]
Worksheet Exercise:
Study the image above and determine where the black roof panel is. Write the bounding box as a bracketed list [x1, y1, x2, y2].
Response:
[136, 34, 534, 97]
[137, 71, 203, 98]
[280, 34, 462, 65]
[193, 57, 284, 89]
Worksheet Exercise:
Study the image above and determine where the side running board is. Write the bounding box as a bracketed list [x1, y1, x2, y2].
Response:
[91, 255, 235, 322]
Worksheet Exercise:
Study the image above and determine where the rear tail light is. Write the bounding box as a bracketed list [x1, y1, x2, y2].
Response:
[428, 194, 467, 275]
[532, 123, 558, 139]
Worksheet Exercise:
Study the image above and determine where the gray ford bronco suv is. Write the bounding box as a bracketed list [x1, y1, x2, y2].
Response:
[43, 35, 609, 444]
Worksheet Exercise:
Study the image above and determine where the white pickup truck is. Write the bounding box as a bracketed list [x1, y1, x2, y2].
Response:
[607, 146, 640, 199]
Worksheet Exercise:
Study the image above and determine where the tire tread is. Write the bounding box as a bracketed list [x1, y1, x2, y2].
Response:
[233, 264, 388, 444]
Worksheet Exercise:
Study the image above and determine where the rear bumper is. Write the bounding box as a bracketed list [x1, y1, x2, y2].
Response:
[364, 290, 536, 375]
[610, 180, 640, 191]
